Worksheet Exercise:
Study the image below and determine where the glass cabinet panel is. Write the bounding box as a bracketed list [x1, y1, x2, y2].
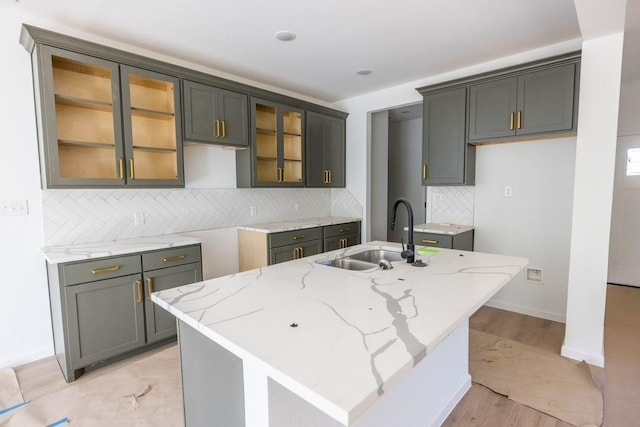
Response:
[121, 66, 183, 185]
[50, 54, 121, 182]
[252, 99, 304, 186]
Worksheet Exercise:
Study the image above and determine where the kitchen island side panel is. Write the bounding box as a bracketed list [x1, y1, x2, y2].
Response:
[179, 320, 246, 427]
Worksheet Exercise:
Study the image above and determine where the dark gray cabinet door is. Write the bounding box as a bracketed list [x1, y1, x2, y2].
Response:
[468, 77, 518, 141]
[323, 233, 360, 252]
[36, 46, 125, 188]
[422, 87, 473, 185]
[305, 111, 346, 187]
[144, 262, 203, 344]
[269, 240, 323, 265]
[65, 273, 145, 368]
[120, 65, 184, 187]
[183, 80, 248, 147]
[517, 64, 576, 135]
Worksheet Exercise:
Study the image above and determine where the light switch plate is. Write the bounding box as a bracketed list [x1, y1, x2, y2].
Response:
[504, 186, 513, 197]
[0, 199, 29, 217]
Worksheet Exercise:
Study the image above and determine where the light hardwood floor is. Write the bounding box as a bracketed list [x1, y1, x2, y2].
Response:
[11, 284, 639, 426]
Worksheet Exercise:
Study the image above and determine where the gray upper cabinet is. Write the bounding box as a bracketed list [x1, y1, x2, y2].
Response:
[468, 63, 577, 143]
[182, 80, 248, 147]
[27, 45, 184, 188]
[421, 87, 475, 185]
[306, 111, 346, 187]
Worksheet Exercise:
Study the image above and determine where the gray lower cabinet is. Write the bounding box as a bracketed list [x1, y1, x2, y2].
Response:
[323, 221, 361, 251]
[238, 221, 362, 271]
[182, 80, 249, 147]
[306, 111, 346, 187]
[414, 230, 474, 251]
[47, 244, 202, 382]
[421, 87, 475, 185]
[468, 63, 578, 143]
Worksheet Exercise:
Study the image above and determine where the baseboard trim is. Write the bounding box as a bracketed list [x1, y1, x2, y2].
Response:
[485, 299, 566, 323]
[561, 344, 605, 367]
[0, 347, 53, 370]
[431, 374, 472, 427]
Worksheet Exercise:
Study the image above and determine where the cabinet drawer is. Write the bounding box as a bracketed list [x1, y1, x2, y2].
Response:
[269, 240, 323, 265]
[62, 255, 141, 286]
[142, 245, 202, 271]
[415, 232, 453, 249]
[323, 221, 360, 238]
[269, 227, 323, 248]
[324, 233, 360, 252]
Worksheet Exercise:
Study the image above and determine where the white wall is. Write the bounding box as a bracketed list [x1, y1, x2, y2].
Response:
[563, 33, 624, 366]
[475, 138, 577, 322]
[609, 78, 640, 286]
[0, 9, 53, 369]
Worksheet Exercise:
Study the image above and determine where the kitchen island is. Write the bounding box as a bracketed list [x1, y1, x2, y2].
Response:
[152, 241, 527, 426]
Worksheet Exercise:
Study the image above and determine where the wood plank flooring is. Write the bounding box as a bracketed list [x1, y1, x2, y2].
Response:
[10, 284, 639, 426]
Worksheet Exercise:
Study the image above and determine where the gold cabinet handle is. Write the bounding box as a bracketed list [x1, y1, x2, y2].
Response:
[278, 167, 284, 182]
[129, 159, 135, 179]
[292, 235, 305, 240]
[300, 247, 304, 258]
[328, 170, 332, 184]
[118, 159, 125, 180]
[517, 111, 522, 129]
[136, 280, 143, 303]
[221, 120, 227, 139]
[215, 120, 221, 138]
[423, 164, 428, 180]
[510, 112, 515, 130]
[339, 228, 350, 233]
[422, 239, 439, 245]
[293, 247, 299, 259]
[163, 255, 186, 263]
[323, 170, 328, 184]
[92, 265, 121, 275]
[146, 277, 153, 299]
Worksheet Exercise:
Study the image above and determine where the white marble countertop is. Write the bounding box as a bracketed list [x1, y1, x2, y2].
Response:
[404, 223, 474, 235]
[42, 235, 202, 264]
[237, 216, 361, 233]
[152, 241, 526, 425]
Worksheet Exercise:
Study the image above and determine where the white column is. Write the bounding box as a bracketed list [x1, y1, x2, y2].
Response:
[562, 33, 624, 367]
[243, 357, 270, 427]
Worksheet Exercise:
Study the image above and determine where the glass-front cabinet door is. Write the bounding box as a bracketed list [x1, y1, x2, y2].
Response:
[120, 66, 184, 187]
[41, 46, 124, 187]
[252, 98, 304, 186]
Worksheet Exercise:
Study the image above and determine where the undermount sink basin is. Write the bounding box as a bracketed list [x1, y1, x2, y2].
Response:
[347, 249, 404, 263]
[321, 258, 379, 271]
[317, 248, 404, 271]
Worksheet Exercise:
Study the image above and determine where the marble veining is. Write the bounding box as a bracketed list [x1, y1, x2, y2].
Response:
[41, 235, 201, 264]
[152, 241, 527, 424]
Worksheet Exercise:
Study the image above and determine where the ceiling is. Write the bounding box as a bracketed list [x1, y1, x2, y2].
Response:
[12, 0, 585, 102]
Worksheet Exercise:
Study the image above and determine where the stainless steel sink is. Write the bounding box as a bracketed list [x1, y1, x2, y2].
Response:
[347, 249, 404, 263]
[321, 258, 379, 271]
[317, 248, 404, 271]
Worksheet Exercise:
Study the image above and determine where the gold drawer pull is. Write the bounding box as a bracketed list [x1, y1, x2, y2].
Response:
[300, 247, 304, 258]
[422, 239, 439, 245]
[146, 277, 154, 299]
[517, 111, 523, 129]
[221, 120, 227, 139]
[423, 164, 428, 180]
[91, 265, 121, 275]
[215, 120, 221, 138]
[510, 112, 515, 130]
[118, 159, 125, 180]
[163, 255, 186, 263]
[136, 280, 143, 303]
[129, 159, 135, 179]
[339, 228, 350, 233]
[292, 235, 305, 240]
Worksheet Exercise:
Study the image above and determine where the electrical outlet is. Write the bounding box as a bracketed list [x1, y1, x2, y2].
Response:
[250, 206, 257, 216]
[526, 267, 543, 284]
[504, 186, 513, 197]
[0, 199, 29, 217]
[134, 211, 145, 226]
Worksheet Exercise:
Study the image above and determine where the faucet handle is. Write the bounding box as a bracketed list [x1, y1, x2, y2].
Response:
[401, 248, 414, 260]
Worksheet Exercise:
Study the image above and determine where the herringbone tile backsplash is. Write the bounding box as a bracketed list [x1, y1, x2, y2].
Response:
[42, 188, 362, 246]
[426, 186, 475, 225]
